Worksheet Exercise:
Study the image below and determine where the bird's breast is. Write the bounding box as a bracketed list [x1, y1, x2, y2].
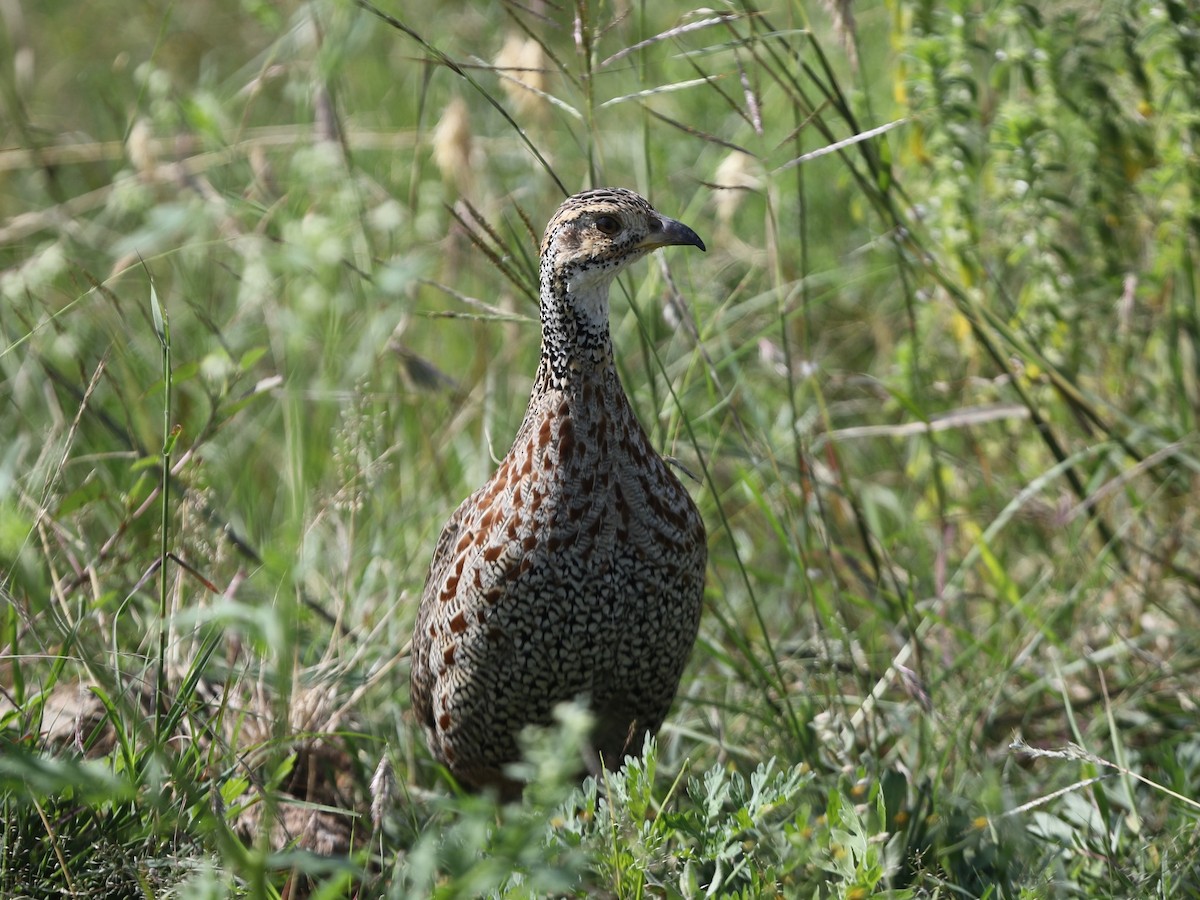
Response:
[510, 386, 703, 554]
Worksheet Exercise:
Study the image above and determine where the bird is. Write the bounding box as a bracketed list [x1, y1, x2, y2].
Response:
[410, 187, 708, 797]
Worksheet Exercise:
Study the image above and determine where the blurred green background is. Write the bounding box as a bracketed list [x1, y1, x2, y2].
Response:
[2, 0, 1198, 896]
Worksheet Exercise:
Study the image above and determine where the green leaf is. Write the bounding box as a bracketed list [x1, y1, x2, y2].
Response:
[0, 741, 135, 803]
[238, 346, 268, 372]
[148, 276, 167, 347]
[55, 476, 106, 517]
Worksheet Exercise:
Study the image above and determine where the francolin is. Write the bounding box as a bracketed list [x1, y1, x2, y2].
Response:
[411, 188, 707, 796]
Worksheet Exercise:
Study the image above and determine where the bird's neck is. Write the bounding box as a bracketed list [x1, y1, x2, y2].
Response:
[536, 272, 616, 390]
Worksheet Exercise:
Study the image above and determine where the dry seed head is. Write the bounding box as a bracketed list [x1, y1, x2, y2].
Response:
[818, 0, 859, 71]
[369, 754, 396, 830]
[248, 144, 277, 200]
[127, 118, 157, 180]
[14, 47, 33, 94]
[4, 3, 33, 92]
[712, 151, 762, 226]
[289, 682, 336, 734]
[495, 34, 549, 120]
[433, 95, 474, 196]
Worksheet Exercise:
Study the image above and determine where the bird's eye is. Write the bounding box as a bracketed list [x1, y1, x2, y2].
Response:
[594, 214, 621, 235]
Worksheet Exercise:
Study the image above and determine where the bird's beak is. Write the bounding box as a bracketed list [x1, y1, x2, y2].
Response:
[638, 214, 706, 253]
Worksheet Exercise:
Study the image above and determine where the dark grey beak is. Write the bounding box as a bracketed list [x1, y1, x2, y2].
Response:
[637, 214, 706, 253]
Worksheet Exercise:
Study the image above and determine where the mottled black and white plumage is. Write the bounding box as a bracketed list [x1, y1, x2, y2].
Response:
[410, 188, 707, 797]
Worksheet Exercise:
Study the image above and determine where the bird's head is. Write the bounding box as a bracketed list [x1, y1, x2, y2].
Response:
[539, 188, 705, 300]
[535, 187, 705, 376]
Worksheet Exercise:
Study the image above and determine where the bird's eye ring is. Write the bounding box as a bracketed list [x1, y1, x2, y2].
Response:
[594, 214, 621, 235]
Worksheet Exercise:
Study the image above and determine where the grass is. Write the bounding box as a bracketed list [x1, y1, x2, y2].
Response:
[2, 0, 1199, 896]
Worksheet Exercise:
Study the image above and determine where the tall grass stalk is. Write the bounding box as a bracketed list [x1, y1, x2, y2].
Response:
[148, 273, 173, 743]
